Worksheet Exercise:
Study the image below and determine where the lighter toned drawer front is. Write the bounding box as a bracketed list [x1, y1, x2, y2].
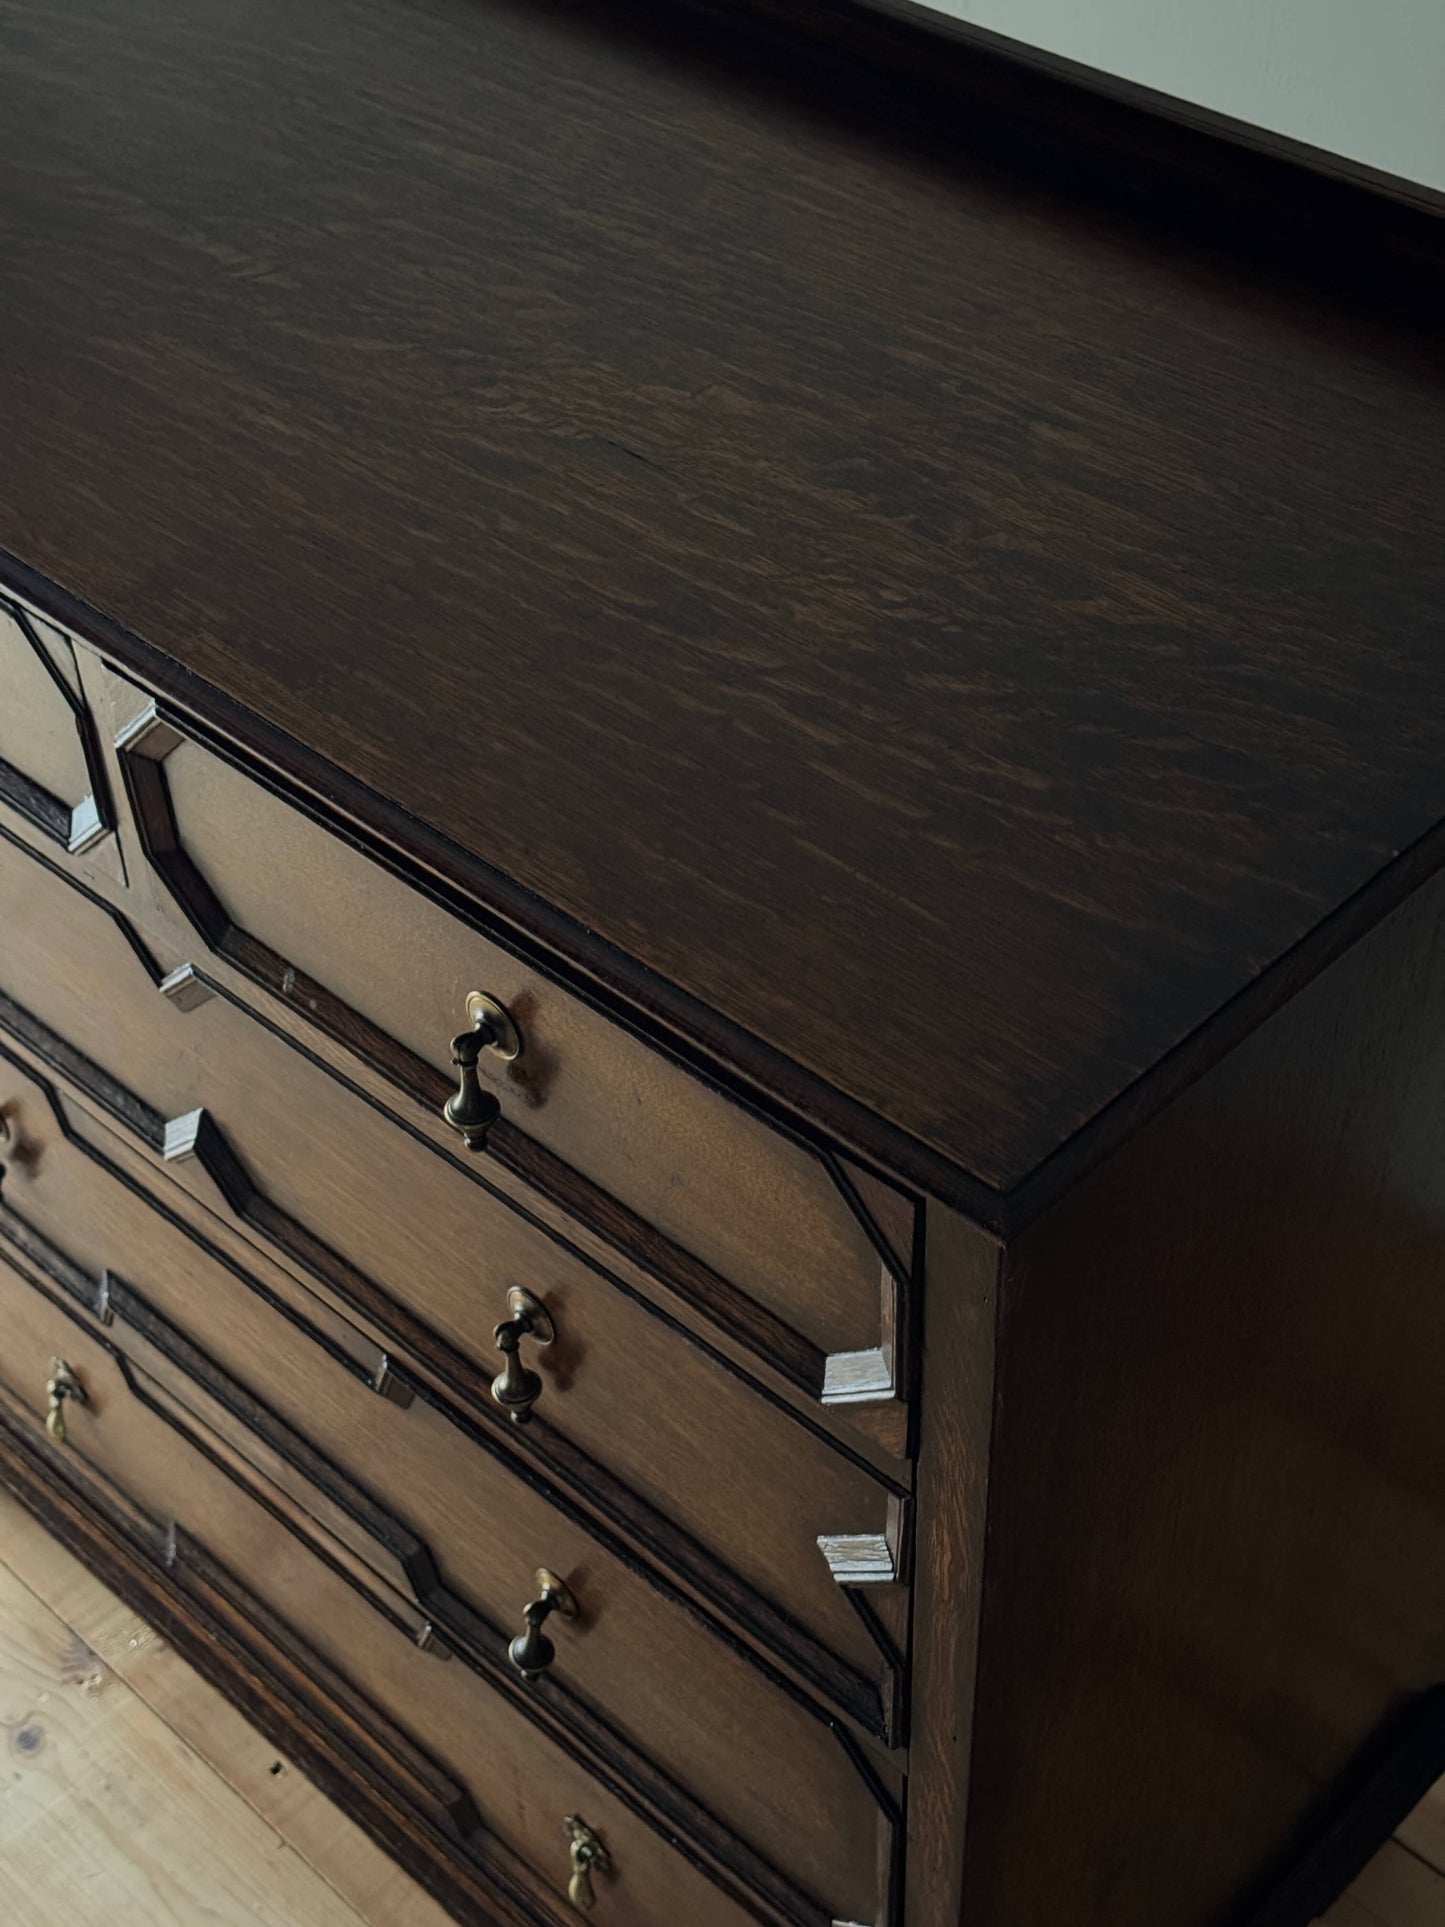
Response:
[0, 1248, 760, 1927]
[0, 593, 108, 852]
[109, 694, 907, 1372]
[0, 1036, 895, 1926]
[0, 830, 902, 1691]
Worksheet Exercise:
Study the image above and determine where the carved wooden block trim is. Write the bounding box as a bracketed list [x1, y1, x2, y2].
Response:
[0, 992, 903, 1750]
[822, 1350, 895, 1406]
[111, 699, 908, 1404]
[817, 1533, 897, 1585]
[0, 1394, 578, 1926]
[817, 1497, 912, 1590]
[0, 1208, 864, 1927]
[158, 961, 216, 1011]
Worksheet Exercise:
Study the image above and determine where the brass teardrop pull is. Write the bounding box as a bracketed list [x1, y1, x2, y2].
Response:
[508, 1568, 577, 1681]
[491, 1287, 554, 1423]
[563, 1815, 611, 1911]
[441, 991, 521, 1151]
[45, 1359, 87, 1445]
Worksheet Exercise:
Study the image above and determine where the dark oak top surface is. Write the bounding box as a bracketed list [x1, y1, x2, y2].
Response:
[2, 0, 1442, 1202]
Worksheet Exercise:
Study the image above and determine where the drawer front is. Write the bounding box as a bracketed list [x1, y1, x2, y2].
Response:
[0, 1247, 760, 1927]
[109, 694, 909, 1371]
[0, 1044, 894, 1925]
[0, 828, 902, 1692]
[0, 592, 111, 853]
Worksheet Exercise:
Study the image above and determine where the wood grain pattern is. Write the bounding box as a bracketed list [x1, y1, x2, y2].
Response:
[0, 592, 112, 854]
[0, 1187, 884, 1926]
[958, 854, 1445, 1926]
[0, 0, 1441, 1207]
[0, 1554, 374, 1927]
[0, 1485, 456, 1927]
[115, 702, 887, 1377]
[2, 729, 916, 1484]
[904, 1202, 1000, 1924]
[0, 1301, 773, 1927]
[0, 1380, 575, 1927]
[0, 885, 900, 1741]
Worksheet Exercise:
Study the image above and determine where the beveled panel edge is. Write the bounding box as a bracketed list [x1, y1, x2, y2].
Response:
[0, 584, 115, 855]
[0, 554, 1001, 1221]
[0, 1370, 568, 1927]
[9, 549, 1445, 1239]
[818, 1496, 912, 1588]
[0, 1244, 479, 1842]
[0, 990, 903, 1749]
[111, 693, 839, 1401]
[0, 974, 407, 1406]
[0, 1205, 860, 1927]
[0, 817, 167, 988]
[903, 1204, 1002, 1925]
[187, 957, 904, 1485]
[0, 815, 904, 1483]
[0, 757, 70, 844]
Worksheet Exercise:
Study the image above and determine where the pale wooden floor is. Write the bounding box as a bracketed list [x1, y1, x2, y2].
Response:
[0, 1488, 450, 1927]
[0, 1487, 1440, 1927]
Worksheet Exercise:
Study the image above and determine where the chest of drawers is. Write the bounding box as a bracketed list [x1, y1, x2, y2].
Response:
[1, 3, 1443, 1924]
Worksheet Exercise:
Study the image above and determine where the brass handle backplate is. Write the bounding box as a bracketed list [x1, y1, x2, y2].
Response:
[441, 991, 521, 1151]
[45, 1359, 87, 1444]
[492, 1286, 554, 1424]
[508, 1567, 577, 1681]
[564, 1815, 611, 1911]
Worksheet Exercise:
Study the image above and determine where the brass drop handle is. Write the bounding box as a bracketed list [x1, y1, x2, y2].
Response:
[564, 1815, 611, 1911]
[45, 1359, 87, 1444]
[508, 1568, 577, 1681]
[492, 1287, 554, 1424]
[442, 991, 521, 1151]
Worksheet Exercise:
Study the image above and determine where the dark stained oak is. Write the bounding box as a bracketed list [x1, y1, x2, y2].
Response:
[0, 1198, 855, 1926]
[957, 855, 1445, 1926]
[0, 1267, 754, 1927]
[0, 0, 1442, 1207]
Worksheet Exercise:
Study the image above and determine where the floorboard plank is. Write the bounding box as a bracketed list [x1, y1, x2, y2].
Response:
[0, 1490, 453, 1927]
[0, 1553, 369, 1926]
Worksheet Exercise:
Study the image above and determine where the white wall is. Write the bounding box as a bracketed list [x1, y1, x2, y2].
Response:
[921, 0, 1445, 192]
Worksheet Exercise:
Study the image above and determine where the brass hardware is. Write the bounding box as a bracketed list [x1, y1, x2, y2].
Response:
[508, 1567, 577, 1681]
[563, 1815, 610, 1911]
[491, 1286, 554, 1424]
[441, 992, 521, 1151]
[45, 1359, 87, 1444]
[463, 990, 522, 1060]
